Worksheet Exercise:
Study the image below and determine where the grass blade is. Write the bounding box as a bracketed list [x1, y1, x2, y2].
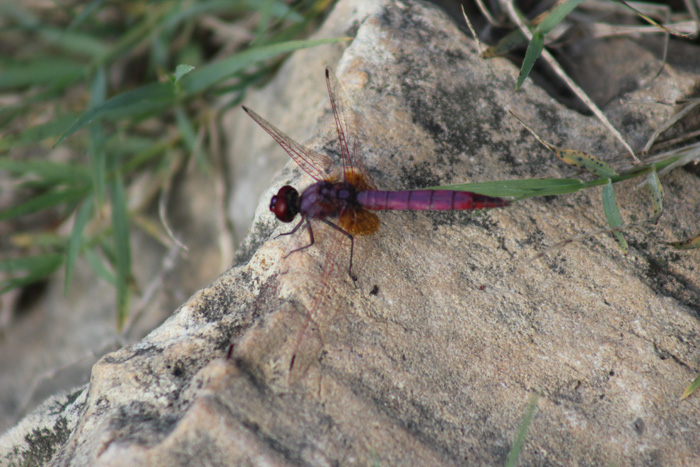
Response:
[429, 178, 585, 198]
[482, 29, 527, 58]
[645, 168, 664, 221]
[682, 374, 700, 399]
[536, 0, 587, 35]
[516, 30, 543, 90]
[111, 177, 131, 331]
[180, 37, 350, 94]
[0, 187, 88, 221]
[64, 195, 93, 295]
[506, 392, 539, 467]
[0, 58, 84, 90]
[0, 158, 91, 185]
[88, 66, 108, 206]
[515, 0, 587, 89]
[667, 233, 700, 250]
[602, 179, 628, 253]
[0, 253, 63, 295]
[55, 82, 176, 145]
[509, 110, 617, 177]
[85, 247, 115, 285]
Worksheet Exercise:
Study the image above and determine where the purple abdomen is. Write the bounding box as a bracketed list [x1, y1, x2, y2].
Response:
[356, 190, 509, 211]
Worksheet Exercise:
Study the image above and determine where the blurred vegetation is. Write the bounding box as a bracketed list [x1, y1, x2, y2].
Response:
[0, 0, 343, 331]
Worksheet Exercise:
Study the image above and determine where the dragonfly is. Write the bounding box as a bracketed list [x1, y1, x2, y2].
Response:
[242, 68, 510, 282]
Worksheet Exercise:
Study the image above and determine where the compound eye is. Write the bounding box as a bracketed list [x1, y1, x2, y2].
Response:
[269, 185, 299, 222]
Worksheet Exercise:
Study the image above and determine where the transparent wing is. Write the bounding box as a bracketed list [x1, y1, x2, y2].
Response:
[325, 67, 377, 190]
[242, 105, 337, 182]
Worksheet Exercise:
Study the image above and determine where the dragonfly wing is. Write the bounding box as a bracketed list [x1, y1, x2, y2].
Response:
[242, 106, 337, 182]
[325, 68, 377, 190]
[339, 207, 380, 236]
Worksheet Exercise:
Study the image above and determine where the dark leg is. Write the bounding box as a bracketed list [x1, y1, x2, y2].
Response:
[320, 218, 356, 282]
[277, 216, 306, 239]
[283, 219, 316, 259]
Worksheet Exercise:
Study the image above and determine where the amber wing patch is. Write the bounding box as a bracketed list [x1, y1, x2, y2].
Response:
[339, 208, 380, 236]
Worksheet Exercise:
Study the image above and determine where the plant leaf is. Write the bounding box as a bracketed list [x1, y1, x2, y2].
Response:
[0, 58, 84, 90]
[0, 187, 88, 221]
[667, 233, 700, 250]
[535, 0, 587, 35]
[111, 177, 131, 331]
[174, 64, 195, 82]
[682, 374, 700, 399]
[509, 110, 617, 177]
[55, 82, 176, 145]
[645, 168, 664, 221]
[0, 158, 91, 185]
[482, 29, 527, 58]
[602, 179, 628, 253]
[554, 148, 618, 177]
[0, 254, 64, 295]
[64, 196, 94, 295]
[516, 30, 544, 90]
[85, 247, 115, 285]
[430, 178, 585, 198]
[506, 392, 539, 467]
[179, 37, 350, 94]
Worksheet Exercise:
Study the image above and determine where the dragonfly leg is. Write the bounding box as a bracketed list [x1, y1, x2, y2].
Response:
[277, 216, 306, 239]
[320, 218, 356, 282]
[283, 219, 316, 259]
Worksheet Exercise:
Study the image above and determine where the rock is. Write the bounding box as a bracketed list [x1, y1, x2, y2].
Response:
[2, 0, 699, 465]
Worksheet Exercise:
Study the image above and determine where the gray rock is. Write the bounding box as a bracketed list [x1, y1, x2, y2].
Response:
[3, 0, 700, 465]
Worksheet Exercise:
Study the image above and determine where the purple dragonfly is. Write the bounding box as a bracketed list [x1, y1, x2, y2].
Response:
[242, 68, 509, 280]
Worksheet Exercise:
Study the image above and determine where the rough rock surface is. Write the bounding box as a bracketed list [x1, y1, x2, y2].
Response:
[2, 0, 700, 465]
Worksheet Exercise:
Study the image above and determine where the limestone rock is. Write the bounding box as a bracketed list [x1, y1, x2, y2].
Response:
[2, 0, 700, 465]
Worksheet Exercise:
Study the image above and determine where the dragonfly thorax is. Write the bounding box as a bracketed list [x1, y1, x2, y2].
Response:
[270, 185, 300, 223]
[298, 180, 358, 221]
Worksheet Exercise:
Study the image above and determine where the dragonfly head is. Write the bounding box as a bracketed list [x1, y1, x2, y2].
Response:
[270, 185, 300, 222]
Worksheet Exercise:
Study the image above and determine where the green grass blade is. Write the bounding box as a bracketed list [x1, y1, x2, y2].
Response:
[535, 0, 587, 35]
[602, 179, 628, 253]
[0, 253, 64, 295]
[516, 30, 544, 90]
[180, 37, 350, 94]
[0, 254, 62, 272]
[175, 105, 197, 151]
[0, 186, 88, 221]
[682, 374, 700, 399]
[552, 148, 617, 177]
[160, 0, 302, 31]
[482, 29, 527, 58]
[0, 158, 91, 185]
[174, 105, 206, 168]
[55, 39, 348, 146]
[88, 66, 107, 206]
[68, 0, 109, 29]
[515, 0, 587, 90]
[0, 2, 39, 27]
[173, 64, 195, 83]
[111, 177, 131, 331]
[37, 27, 109, 58]
[667, 233, 700, 250]
[506, 392, 539, 467]
[509, 109, 617, 177]
[85, 246, 115, 285]
[64, 195, 94, 295]
[429, 178, 585, 198]
[0, 58, 84, 90]
[55, 82, 176, 145]
[646, 168, 664, 220]
[0, 113, 79, 149]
